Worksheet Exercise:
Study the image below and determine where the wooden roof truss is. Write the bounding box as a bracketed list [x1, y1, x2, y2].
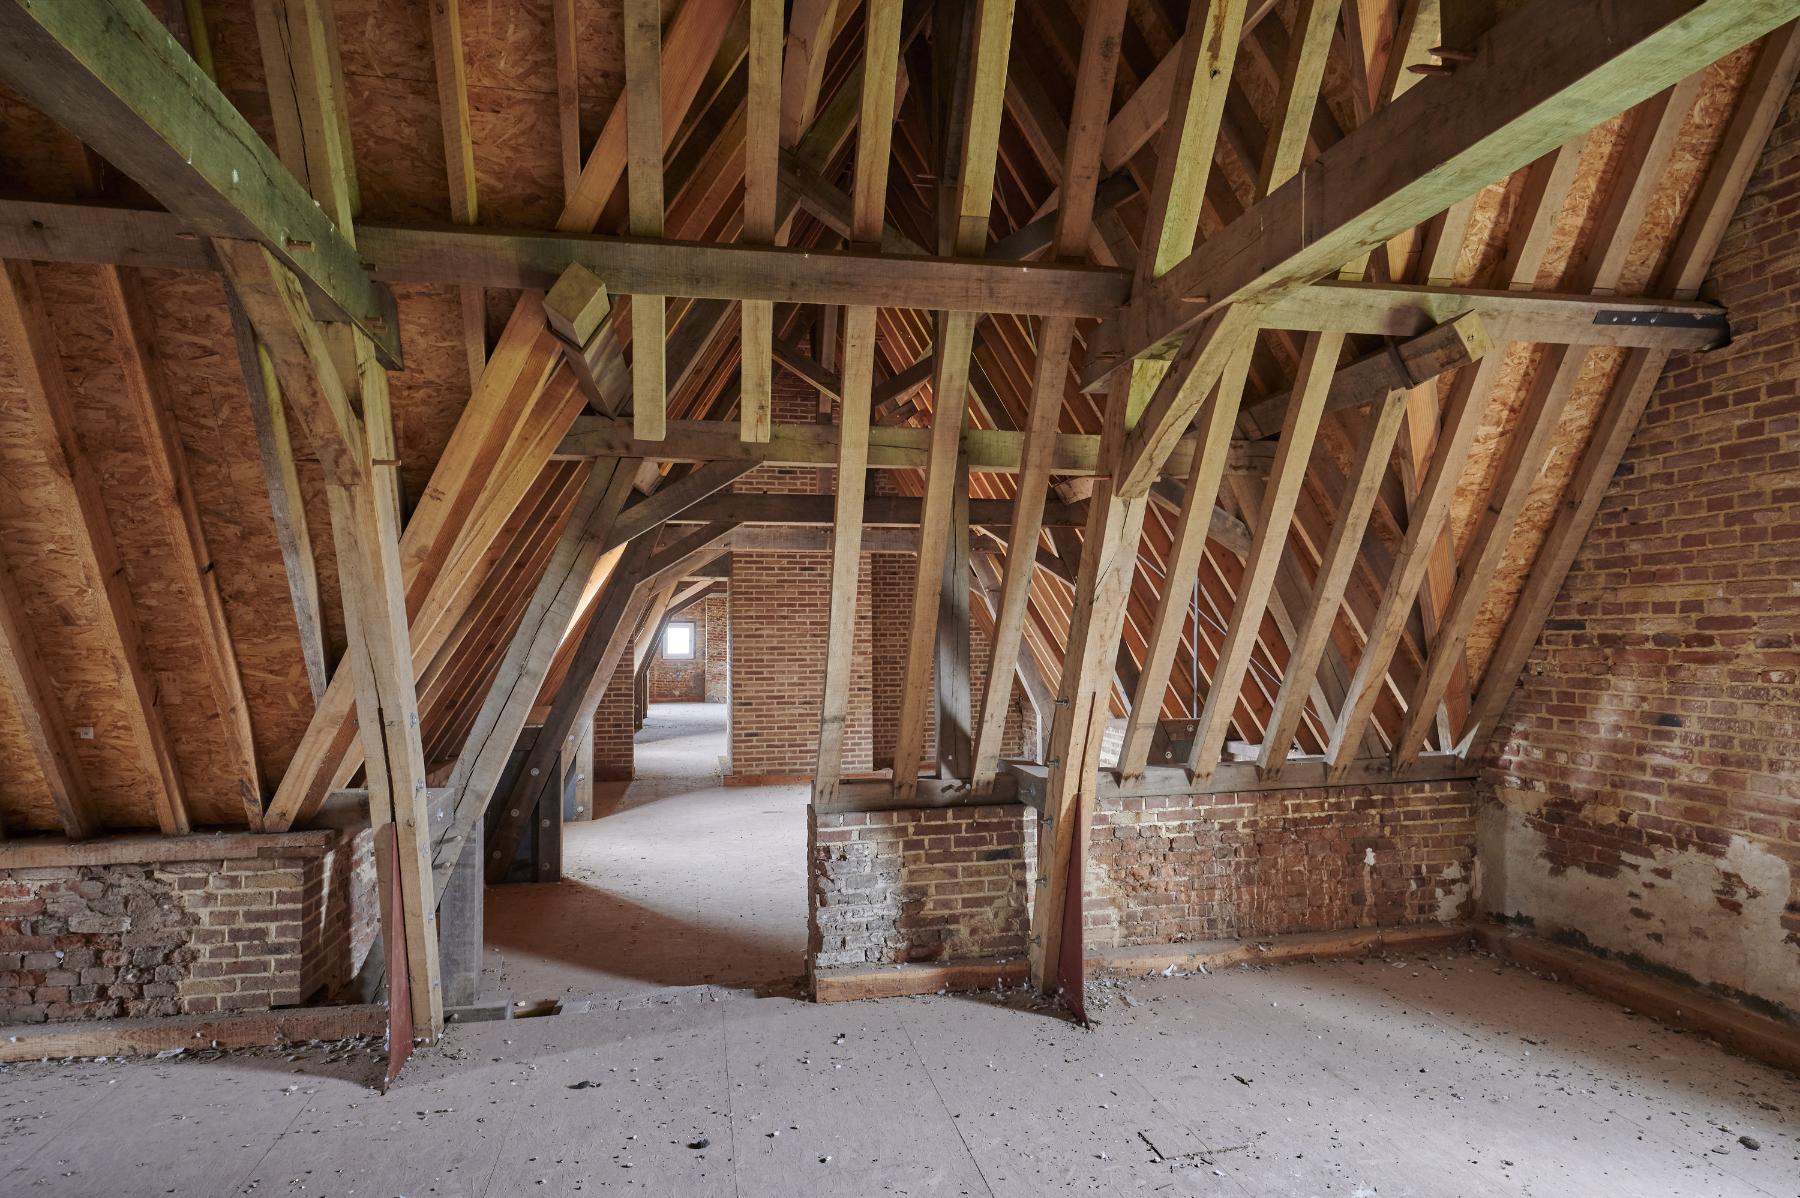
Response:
[0, 0, 1796, 1011]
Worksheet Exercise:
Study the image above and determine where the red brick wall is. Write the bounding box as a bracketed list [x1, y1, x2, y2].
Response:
[728, 551, 874, 778]
[869, 552, 1032, 773]
[1478, 90, 1800, 1020]
[0, 831, 376, 1023]
[1084, 782, 1478, 948]
[592, 631, 637, 782]
[810, 805, 1029, 969]
[647, 598, 709, 702]
[703, 592, 729, 702]
[869, 553, 917, 770]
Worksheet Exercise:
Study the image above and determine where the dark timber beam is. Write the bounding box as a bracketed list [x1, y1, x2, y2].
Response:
[0, 200, 1732, 352]
[0, 0, 401, 365]
[1082, 0, 1794, 385]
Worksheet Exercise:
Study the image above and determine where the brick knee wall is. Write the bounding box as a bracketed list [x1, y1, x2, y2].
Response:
[1, 830, 379, 1024]
[1082, 781, 1479, 948]
[592, 631, 638, 781]
[301, 826, 378, 1004]
[1478, 85, 1800, 1021]
[810, 805, 1029, 968]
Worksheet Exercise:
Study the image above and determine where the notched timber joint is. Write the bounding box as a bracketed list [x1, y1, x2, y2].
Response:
[543, 263, 617, 408]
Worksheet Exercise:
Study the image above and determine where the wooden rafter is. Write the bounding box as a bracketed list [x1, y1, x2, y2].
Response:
[1391, 71, 1704, 769]
[0, 0, 398, 364]
[0, 261, 189, 836]
[892, 0, 1016, 799]
[624, 0, 668, 440]
[740, 0, 781, 442]
[0, 546, 98, 840]
[1083, 0, 1798, 380]
[98, 265, 264, 829]
[812, 0, 905, 808]
[972, 0, 1129, 795]
[424, 0, 487, 388]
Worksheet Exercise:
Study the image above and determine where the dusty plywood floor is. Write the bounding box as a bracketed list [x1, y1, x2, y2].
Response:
[2, 953, 1796, 1195]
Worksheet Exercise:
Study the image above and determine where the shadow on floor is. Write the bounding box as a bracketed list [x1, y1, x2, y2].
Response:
[484, 879, 804, 995]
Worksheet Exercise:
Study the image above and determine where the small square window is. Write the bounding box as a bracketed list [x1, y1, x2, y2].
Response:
[663, 620, 696, 659]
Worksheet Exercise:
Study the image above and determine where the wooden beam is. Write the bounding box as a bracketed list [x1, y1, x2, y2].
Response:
[0, 546, 98, 839]
[740, 0, 781, 442]
[1256, 369, 1413, 775]
[606, 460, 758, 548]
[224, 289, 328, 703]
[1238, 312, 1491, 438]
[215, 9, 442, 1034]
[1082, 0, 1795, 384]
[0, 0, 400, 365]
[424, 0, 487, 389]
[1112, 305, 1262, 498]
[624, 0, 668, 441]
[771, 338, 936, 412]
[1187, 330, 1344, 779]
[543, 264, 625, 410]
[557, 416, 1279, 479]
[433, 460, 638, 896]
[218, 240, 444, 1036]
[0, 261, 189, 836]
[1459, 23, 1800, 757]
[1116, 334, 1257, 779]
[553, 0, 581, 199]
[780, 0, 842, 148]
[1259, 0, 1342, 192]
[892, 0, 1015, 801]
[0, 200, 1733, 347]
[658, 491, 1087, 530]
[1391, 72, 1702, 770]
[476, 539, 652, 887]
[814, 0, 904, 808]
[934, 445, 974, 780]
[1031, 484, 1149, 1000]
[361, 222, 1129, 317]
[98, 265, 263, 828]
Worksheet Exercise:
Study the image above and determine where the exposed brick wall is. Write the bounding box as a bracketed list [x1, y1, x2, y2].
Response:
[1478, 87, 1800, 1020]
[733, 365, 828, 496]
[728, 551, 873, 778]
[0, 831, 376, 1024]
[1084, 782, 1479, 949]
[592, 631, 638, 781]
[869, 553, 1033, 773]
[302, 826, 377, 1004]
[702, 593, 729, 702]
[869, 553, 917, 771]
[647, 598, 709, 702]
[810, 805, 1029, 968]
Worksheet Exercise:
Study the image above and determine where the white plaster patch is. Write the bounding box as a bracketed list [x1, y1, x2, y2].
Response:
[1434, 860, 1470, 924]
[1479, 787, 1799, 1014]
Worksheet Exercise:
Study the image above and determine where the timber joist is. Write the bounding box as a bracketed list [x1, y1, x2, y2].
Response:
[0, 0, 1793, 1029]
